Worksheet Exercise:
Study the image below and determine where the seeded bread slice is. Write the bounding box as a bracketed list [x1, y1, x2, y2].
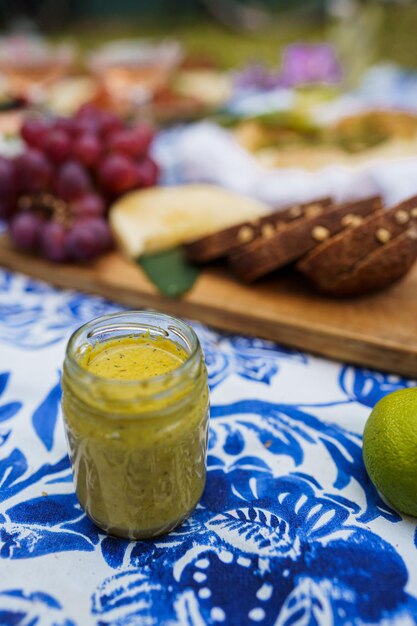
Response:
[229, 196, 382, 282]
[185, 197, 333, 263]
[297, 195, 417, 284]
[308, 227, 417, 296]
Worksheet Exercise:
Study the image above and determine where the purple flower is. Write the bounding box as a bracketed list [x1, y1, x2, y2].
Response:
[232, 43, 342, 94]
[233, 62, 281, 92]
[280, 43, 342, 87]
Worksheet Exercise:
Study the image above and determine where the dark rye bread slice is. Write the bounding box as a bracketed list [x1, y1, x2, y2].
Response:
[185, 197, 333, 263]
[309, 227, 417, 296]
[297, 195, 417, 284]
[229, 195, 382, 282]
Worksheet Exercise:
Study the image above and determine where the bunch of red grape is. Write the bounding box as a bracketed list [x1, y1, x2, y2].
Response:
[0, 104, 159, 262]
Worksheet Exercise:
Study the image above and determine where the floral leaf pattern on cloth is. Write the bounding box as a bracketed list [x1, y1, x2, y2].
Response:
[339, 366, 416, 408]
[32, 380, 62, 451]
[0, 271, 121, 349]
[193, 323, 307, 389]
[206, 507, 296, 557]
[0, 268, 416, 625]
[0, 589, 76, 626]
[0, 372, 21, 424]
[2, 492, 100, 559]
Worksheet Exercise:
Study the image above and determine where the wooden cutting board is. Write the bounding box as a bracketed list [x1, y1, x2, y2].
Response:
[1, 235, 416, 379]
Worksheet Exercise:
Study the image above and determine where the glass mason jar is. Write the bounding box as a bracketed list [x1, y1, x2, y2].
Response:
[61, 311, 209, 540]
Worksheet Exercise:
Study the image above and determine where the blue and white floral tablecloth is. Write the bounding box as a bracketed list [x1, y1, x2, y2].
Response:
[1, 267, 417, 626]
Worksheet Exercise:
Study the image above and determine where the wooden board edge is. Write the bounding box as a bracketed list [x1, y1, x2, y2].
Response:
[1, 251, 416, 379]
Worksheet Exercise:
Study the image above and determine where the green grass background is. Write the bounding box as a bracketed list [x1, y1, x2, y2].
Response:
[66, 4, 417, 74]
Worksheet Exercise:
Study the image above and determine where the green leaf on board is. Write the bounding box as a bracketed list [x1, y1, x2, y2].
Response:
[138, 247, 200, 298]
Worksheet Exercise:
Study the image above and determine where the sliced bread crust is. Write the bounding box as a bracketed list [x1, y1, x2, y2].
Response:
[309, 227, 417, 296]
[185, 197, 333, 263]
[297, 196, 417, 283]
[229, 196, 382, 282]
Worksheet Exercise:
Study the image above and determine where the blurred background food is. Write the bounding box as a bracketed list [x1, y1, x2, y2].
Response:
[0, 0, 416, 69]
[0, 0, 415, 116]
[2, 0, 417, 281]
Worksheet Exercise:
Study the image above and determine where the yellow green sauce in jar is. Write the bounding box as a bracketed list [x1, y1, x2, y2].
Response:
[61, 311, 209, 540]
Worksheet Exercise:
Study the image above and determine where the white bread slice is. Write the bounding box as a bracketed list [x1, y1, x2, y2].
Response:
[109, 184, 269, 258]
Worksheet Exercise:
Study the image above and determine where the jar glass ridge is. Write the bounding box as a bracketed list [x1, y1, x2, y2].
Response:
[62, 311, 209, 540]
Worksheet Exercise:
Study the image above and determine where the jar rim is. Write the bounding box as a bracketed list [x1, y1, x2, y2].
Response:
[65, 310, 201, 388]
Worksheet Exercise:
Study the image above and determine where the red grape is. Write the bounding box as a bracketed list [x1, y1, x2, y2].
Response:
[71, 193, 105, 218]
[40, 220, 68, 262]
[52, 117, 76, 135]
[75, 105, 123, 136]
[46, 129, 72, 164]
[21, 118, 49, 149]
[107, 124, 155, 158]
[132, 124, 155, 157]
[106, 129, 143, 159]
[87, 216, 113, 249]
[74, 104, 103, 135]
[12, 109, 157, 264]
[99, 154, 139, 194]
[74, 117, 102, 136]
[0, 158, 17, 219]
[0, 198, 16, 221]
[75, 104, 101, 120]
[72, 133, 101, 168]
[136, 157, 160, 188]
[55, 160, 91, 201]
[0, 156, 18, 198]
[66, 217, 112, 261]
[9, 211, 43, 250]
[100, 111, 123, 136]
[15, 149, 52, 193]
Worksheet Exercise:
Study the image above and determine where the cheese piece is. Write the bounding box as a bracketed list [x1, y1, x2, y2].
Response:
[109, 184, 269, 258]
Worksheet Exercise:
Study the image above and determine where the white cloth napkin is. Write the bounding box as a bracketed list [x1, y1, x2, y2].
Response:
[155, 121, 417, 209]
